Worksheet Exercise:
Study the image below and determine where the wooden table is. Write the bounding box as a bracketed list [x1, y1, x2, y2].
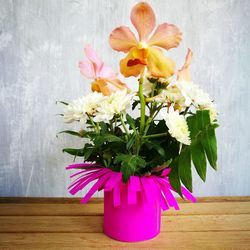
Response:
[0, 197, 249, 249]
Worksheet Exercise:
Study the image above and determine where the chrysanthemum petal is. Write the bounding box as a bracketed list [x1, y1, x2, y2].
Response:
[79, 60, 96, 79]
[109, 26, 137, 52]
[130, 2, 156, 41]
[147, 47, 175, 78]
[148, 23, 182, 50]
[177, 48, 193, 81]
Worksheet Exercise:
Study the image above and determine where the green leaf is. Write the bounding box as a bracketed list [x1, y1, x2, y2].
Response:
[114, 154, 146, 182]
[196, 110, 218, 170]
[187, 110, 218, 171]
[178, 147, 192, 192]
[56, 101, 68, 105]
[196, 110, 210, 130]
[144, 140, 165, 157]
[99, 122, 108, 134]
[191, 143, 207, 181]
[94, 134, 125, 146]
[62, 148, 84, 156]
[84, 148, 94, 160]
[120, 165, 134, 183]
[58, 130, 84, 138]
[126, 114, 136, 131]
[202, 127, 217, 170]
[126, 133, 136, 150]
[186, 115, 199, 139]
[169, 160, 183, 198]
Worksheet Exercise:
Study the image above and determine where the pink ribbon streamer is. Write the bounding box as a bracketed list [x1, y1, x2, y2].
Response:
[66, 163, 196, 210]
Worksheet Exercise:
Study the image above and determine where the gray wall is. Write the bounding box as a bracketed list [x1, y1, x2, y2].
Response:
[0, 0, 249, 197]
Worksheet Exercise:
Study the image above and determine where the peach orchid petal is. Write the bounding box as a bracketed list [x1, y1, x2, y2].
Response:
[177, 48, 193, 81]
[148, 23, 182, 50]
[106, 78, 130, 92]
[79, 61, 96, 79]
[130, 2, 156, 41]
[109, 26, 138, 52]
[120, 48, 146, 77]
[147, 47, 175, 78]
[84, 46, 103, 73]
[91, 80, 111, 96]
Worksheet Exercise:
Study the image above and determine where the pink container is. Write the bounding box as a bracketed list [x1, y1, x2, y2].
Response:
[66, 163, 196, 242]
[103, 182, 161, 242]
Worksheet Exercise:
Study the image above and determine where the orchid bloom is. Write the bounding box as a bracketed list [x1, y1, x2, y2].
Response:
[109, 2, 182, 78]
[177, 48, 193, 82]
[79, 46, 129, 96]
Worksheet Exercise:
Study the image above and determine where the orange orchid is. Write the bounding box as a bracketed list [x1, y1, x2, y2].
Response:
[79, 46, 129, 96]
[109, 2, 182, 78]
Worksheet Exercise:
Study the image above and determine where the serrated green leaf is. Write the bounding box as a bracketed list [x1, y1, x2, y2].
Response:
[191, 143, 207, 181]
[94, 134, 125, 146]
[178, 147, 192, 192]
[114, 154, 146, 182]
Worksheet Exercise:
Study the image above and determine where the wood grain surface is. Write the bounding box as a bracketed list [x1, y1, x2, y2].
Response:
[0, 197, 249, 249]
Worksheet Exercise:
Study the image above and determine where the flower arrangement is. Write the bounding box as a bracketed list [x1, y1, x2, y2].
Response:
[59, 2, 218, 239]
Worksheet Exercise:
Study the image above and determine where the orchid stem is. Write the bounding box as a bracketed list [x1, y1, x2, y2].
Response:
[139, 70, 145, 135]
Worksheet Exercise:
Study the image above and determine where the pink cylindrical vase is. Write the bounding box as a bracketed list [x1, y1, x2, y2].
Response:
[103, 181, 161, 242]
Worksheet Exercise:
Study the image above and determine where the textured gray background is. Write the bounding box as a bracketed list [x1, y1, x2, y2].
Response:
[0, 0, 249, 197]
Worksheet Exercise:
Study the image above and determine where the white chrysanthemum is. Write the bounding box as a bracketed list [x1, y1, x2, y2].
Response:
[153, 84, 186, 106]
[63, 92, 106, 123]
[63, 98, 86, 123]
[175, 80, 212, 107]
[161, 106, 191, 145]
[94, 90, 134, 122]
[175, 80, 218, 121]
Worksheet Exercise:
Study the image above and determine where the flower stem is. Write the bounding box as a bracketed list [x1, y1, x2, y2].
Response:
[138, 70, 145, 135]
[143, 103, 163, 136]
[142, 132, 168, 139]
[120, 114, 129, 140]
[87, 115, 99, 134]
